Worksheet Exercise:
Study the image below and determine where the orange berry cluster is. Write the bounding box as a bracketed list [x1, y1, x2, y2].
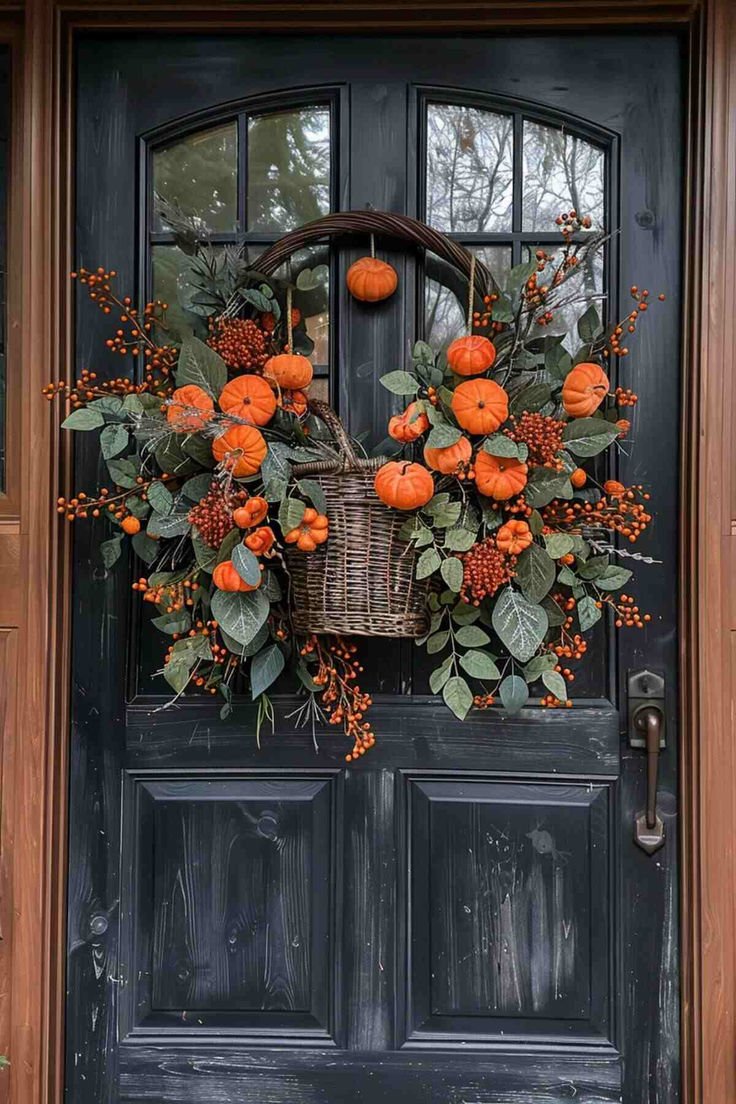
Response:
[508, 412, 565, 467]
[540, 694, 573, 709]
[614, 386, 638, 408]
[261, 307, 301, 334]
[616, 418, 630, 438]
[471, 292, 503, 332]
[554, 209, 593, 236]
[603, 287, 665, 361]
[473, 693, 496, 709]
[610, 593, 651, 629]
[136, 576, 200, 612]
[460, 537, 516, 605]
[188, 485, 249, 548]
[300, 635, 376, 760]
[208, 317, 269, 371]
[542, 487, 652, 544]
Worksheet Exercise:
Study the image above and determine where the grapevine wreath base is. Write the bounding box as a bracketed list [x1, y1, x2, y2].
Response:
[47, 209, 659, 760]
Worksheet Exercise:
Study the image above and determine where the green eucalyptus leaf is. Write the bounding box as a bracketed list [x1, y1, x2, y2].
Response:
[577, 303, 602, 343]
[578, 594, 602, 631]
[426, 630, 450, 655]
[106, 456, 139, 489]
[296, 478, 327, 515]
[515, 543, 555, 604]
[416, 547, 441, 580]
[442, 675, 473, 720]
[562, 417, 619, 458]
[426, 423, 462, 450]
[544, 533, 575, 559]
[441, 556, 464, 592]
[444, 526, 477, 552]
[429, 662, 452, 694]
[100, 423, 129, 459]
[61, 407, 105, 431]
[483, 434, 520, 458]
[250, 644, 285, 699]
[595, 564, 633, 591]
[454, 624, 490, 647]
[510, 381, 552, 416]
[176, 335, 227, 397]
[492, 586, 549, 663]
[147, 480, 174, 516]
[232, 542, 262, 586]
[542, 669, 568, 701]
[460, 649, 500, 680]
[181, 472, 214, 502]
[131, 530, 159, 565]
[524, 652, 558, 680]
[192, 531, 218, 572]
[525, 467, 573, 508]
[100, 535, 123, 569]
[146, 511, 191, 539]
[499, 674, 529, 714]
[210, 587, 270, 646]
[278, 498, 306, 533]
[379, 370, 419, 396]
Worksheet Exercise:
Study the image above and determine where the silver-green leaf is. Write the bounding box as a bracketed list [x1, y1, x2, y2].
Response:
[492, 586, 549, 663]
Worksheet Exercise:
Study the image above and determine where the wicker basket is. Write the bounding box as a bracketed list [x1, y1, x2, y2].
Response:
[259, 210, 492, 638]
[285, 402, 428, 638]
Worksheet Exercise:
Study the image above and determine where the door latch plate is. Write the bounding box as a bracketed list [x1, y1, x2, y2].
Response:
[628, 667, 666, 748]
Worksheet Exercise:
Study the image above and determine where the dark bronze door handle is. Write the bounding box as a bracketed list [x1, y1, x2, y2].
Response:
[633, 704, 665, 854]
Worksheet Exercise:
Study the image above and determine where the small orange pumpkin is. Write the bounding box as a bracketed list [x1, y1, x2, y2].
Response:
[265, 352, 314, 391]
[219, 374, 277, 427]
[374, 460, 434, 510]
[278, 389, 309, 418]
[446, 335, 496, 377]
[388, 402, 430, 444]
[423, 435, 472, 475]
[212, 560, 261, 592]
[561, 361, 609, 417]
[166, 384, 215, 432]
[284, 507, 329, 552]
[570, 467, 587, 489]
[474, 450, 528, 500]
[212, 424, 267, 477]
[233, 496, 269, 528]
[451, 378, 509, 435]
[346, 257, 398, 302]
[244, 526, 276, 556]
[496, 519, 533, 555]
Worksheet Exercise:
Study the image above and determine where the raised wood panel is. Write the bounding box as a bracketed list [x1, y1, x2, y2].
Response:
[120, 774, 339, 1041]
[408, 778, 611, 1042]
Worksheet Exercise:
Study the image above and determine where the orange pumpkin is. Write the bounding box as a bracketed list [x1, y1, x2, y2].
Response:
[284, 507, 329, 553]
[265, 352, 314, 391]
[474, 450, 528, 500]
[561, 361, 609, 417]
[496, 519, 533, 555]
[570, 467, 587, 488]
[423, 434, 472, 475]
[346, 257, 398, 302]
[212, 560, 261, 592]
[451, 378, 509, 435]
[446, 335, 496, 377]
[212, 424, 267, 477]
[278, 389, 309, 418]
[245, 525, 276, 556]
[388, 402, 430, 444]
[603, 480, 626, 498]
[374, 460, 434, 510]
[166, 384, 215, 432]
[233, 496, 269, 528]
[219, 374, 276, 427]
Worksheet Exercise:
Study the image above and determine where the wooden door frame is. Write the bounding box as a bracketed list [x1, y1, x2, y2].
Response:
[1, 0, 731, 1101]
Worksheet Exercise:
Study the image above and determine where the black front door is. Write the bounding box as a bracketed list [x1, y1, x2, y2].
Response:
[68, 31, 683, 1103]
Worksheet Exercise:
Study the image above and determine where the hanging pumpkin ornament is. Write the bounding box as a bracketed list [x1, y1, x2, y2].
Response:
[346, 236, 398, 302]
[264, 284, 314, 390]
[446, 254, 497, 376]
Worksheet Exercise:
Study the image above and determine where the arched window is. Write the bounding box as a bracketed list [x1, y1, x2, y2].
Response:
[146, 98, 336, 402]
[420, 93, 610, 352]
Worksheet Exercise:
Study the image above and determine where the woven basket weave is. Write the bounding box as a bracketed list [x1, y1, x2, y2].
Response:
[285, 402, 428, 638]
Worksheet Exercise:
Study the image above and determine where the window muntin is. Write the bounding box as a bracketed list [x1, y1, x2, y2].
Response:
[147, 101, 334, 387]
[423, 97, 608, 349]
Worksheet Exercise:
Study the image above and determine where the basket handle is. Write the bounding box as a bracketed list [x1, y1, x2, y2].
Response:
[256, 210, 495, 299]
[307, 399, 361, 470]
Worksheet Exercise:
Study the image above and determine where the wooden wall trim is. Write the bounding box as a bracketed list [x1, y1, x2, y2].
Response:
[681, 0, 736, 1100]
[2, 1, 734, 1103]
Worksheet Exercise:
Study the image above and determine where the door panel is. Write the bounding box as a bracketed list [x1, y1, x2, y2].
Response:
[69, 31, 682, 1103]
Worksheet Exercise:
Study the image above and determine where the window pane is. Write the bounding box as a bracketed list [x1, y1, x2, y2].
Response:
[426, 103, 513, 233]
[523, 121, 604, 232]
[276, 245, 330, 368]
[248, 107, 331, 233]
[425, 246, 512, 352]
[524, 244, 604, 352]
[153, 121, 238, 234]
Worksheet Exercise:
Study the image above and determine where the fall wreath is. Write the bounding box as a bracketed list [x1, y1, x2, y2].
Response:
[47, 209, 658, 759]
